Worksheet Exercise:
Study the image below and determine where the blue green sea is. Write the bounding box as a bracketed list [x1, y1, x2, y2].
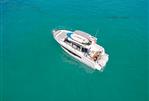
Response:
[0, 0, 148, 101]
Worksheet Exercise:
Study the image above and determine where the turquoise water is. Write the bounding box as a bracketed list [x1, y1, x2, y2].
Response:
[1, 0, 148, 101]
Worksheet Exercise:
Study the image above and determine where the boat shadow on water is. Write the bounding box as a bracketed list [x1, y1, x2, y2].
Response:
[60, 50, 97, 74]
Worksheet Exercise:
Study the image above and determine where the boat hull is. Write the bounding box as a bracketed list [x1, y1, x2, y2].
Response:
[61, 46, 97, 70]
[52, 29, 109, 71]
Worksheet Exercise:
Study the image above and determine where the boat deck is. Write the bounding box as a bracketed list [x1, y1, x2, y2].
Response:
[54, 30, 67, 42]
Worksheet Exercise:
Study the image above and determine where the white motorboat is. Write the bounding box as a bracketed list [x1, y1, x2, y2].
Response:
[52, 29, 109, 71]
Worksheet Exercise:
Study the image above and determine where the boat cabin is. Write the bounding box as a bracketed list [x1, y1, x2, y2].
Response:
[64, 38, 103, 61]
[63, 31, 104, 62]
[64, 38, 89, 53]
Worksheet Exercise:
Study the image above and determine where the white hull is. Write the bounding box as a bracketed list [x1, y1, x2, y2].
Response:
[52, 30, 109, 71]
[61, 46, 97, 70]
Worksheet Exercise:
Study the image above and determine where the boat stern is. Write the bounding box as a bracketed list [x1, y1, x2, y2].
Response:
[96, 53, 109, 71]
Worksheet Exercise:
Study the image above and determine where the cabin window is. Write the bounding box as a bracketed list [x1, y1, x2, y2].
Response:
[64, 38, 81, 51]
[76, 45, 81, 51]
[72, 44, 77, 49]
[64, 38, 72, 45]
[64, 38, 70, 43]
[82, 48, 88, 53]
[83, 40, 92, 45]
[72, 43, 81, 51]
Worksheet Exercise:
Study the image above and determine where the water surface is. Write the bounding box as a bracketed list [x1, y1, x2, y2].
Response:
[1, 0, 148, 101]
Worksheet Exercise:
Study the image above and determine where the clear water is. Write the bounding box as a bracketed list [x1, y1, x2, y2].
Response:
[1, 0, 148, 101]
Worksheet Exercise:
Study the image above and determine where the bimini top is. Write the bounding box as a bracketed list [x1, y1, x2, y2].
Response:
[67, 32, 90, 45]
[74, 30, 91, 39]
[74, 30, 97, 41]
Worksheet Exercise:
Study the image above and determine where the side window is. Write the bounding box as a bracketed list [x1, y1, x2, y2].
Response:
[72, 43, 80, 51]
[76, 45, 81, 51]
[82, 48, 88, 53]
[64, 38, 81, 51]
[64, 38, 69, 43]
[72, 44, 77, 49]
[64, 38, 71, 45]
